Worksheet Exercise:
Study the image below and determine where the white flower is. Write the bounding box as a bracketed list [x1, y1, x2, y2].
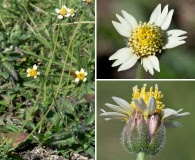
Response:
[68, 8, 76, 17]
[110, 4, 187, 75]
[83, 0, 93, 6]
[100, 84, 190, 127]
[101, 96, 190, 127]
[27, 64, 40, 78]
[75, 68, 88, 83]
[55, 5, 71, 19]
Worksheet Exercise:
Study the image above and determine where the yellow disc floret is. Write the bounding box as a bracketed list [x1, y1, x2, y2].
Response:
[27, 64, 40, 78]
[129, 22, 163, 57]
[130, 84, 165, 113]
[28, 69, 37, 77]
[60, 7, 67, 16]
[77, 73, 85, 80]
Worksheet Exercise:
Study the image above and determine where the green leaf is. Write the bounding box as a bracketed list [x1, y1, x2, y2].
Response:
[52, 137, 76, 146]
[0, 60, 18, 81]
[86, 112, 95, 125]
[3, 132, 28, 148]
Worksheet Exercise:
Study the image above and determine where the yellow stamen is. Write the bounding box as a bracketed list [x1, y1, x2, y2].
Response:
[129, 22, 163, 57]
[131, 84, 165, 113]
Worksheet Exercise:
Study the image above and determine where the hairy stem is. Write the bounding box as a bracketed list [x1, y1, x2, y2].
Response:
[136, 152, 146, 160]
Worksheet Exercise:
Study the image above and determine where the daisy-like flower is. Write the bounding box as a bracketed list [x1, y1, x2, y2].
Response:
[100, 84, 190, 155]
[68, 8, 76, 17]
[110, 4, 187, 75]
[55, 5, 71, 19]
[83, 0, 93, 6]
[75, 68, 88, 83]
[27, 64, 40, 78]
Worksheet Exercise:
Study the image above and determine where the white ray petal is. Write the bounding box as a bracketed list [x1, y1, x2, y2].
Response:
[112, 21, 131, 37]
[33, 64, 37, 70]
[161, 9, 174, 30]
[116, 14, 133, 32]
[57, 15, 63, 19]
[75, 78, 79, 82]
[100, 112, 128, 120]
[165, 122, 182, 128]
[55, 8, 60, 13]
[164, 40, 186, 49]
[177, 109, 183, 113]
[118, 54, 139, 71]
[142, 58, 154, 75]
[112, 58, 128, 67]
[121, 10, 138, 28]
[166, 112, 190, 120]
[156, 5, 169, 27]
[83, 78, 87, 82]
[166, 29, 187, 37]
[105, 103, 132, 116]
[168, 36, 187, 41]
[133, 98, 147, 114]
[111, 50, 133, 67]
[147, 97, 157, 115]
[109, 47, 133, 60]
[75, 71, 79, 74]
[150, 4, 161, 24]
[148, 56, 160, 72]
[161, 108, 177, 120]
[112, 97, 134, 114]
[100, 109, 106, 113]
[140, 98, 148, 110]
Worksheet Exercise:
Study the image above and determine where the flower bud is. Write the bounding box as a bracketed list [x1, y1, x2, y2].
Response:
[121, 112, 165, 155]
[100, 84, 190, 156]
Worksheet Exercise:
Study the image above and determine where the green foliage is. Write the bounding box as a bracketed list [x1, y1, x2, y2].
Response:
[0, 0, 95, 159]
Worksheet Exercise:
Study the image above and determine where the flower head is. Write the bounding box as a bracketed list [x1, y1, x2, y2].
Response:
[100, 84, 190, 155]
[83, 0, 93, 6]
[55, 5, 71, 19]
[27, 64, 40, 78]
[69, 8, 76, 17]
[110, 4, 187, 75]
[75, 68, 87, 83]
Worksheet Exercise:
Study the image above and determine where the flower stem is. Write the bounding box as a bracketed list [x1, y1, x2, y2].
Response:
[136, 64, 144, 79]
[136, 152, 145, 160]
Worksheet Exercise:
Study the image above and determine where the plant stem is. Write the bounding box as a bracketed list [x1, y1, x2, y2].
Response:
[136, 64, 144, 79]
[136, 152, 146, 160]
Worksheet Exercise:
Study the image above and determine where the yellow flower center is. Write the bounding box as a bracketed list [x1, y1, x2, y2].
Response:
[86, 0, 92, 3]
[69, 9, 75, 15]
[129, 22, 163, 57]
[28, 69, 38, 77]
[77, 73, 85, 80]
[60, 7, 67, 16]
[130, 84, 165, 113]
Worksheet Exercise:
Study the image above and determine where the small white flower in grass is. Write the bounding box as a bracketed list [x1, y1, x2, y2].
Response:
[83, 0, 93, 6]
[110, 4, 187, 75]
[55, 5, 71, 19]
[100, 84, 190, 155]
[26, 64, 40, 78]
[68, 8, 76, 17]
[75, 68, 87, 83]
